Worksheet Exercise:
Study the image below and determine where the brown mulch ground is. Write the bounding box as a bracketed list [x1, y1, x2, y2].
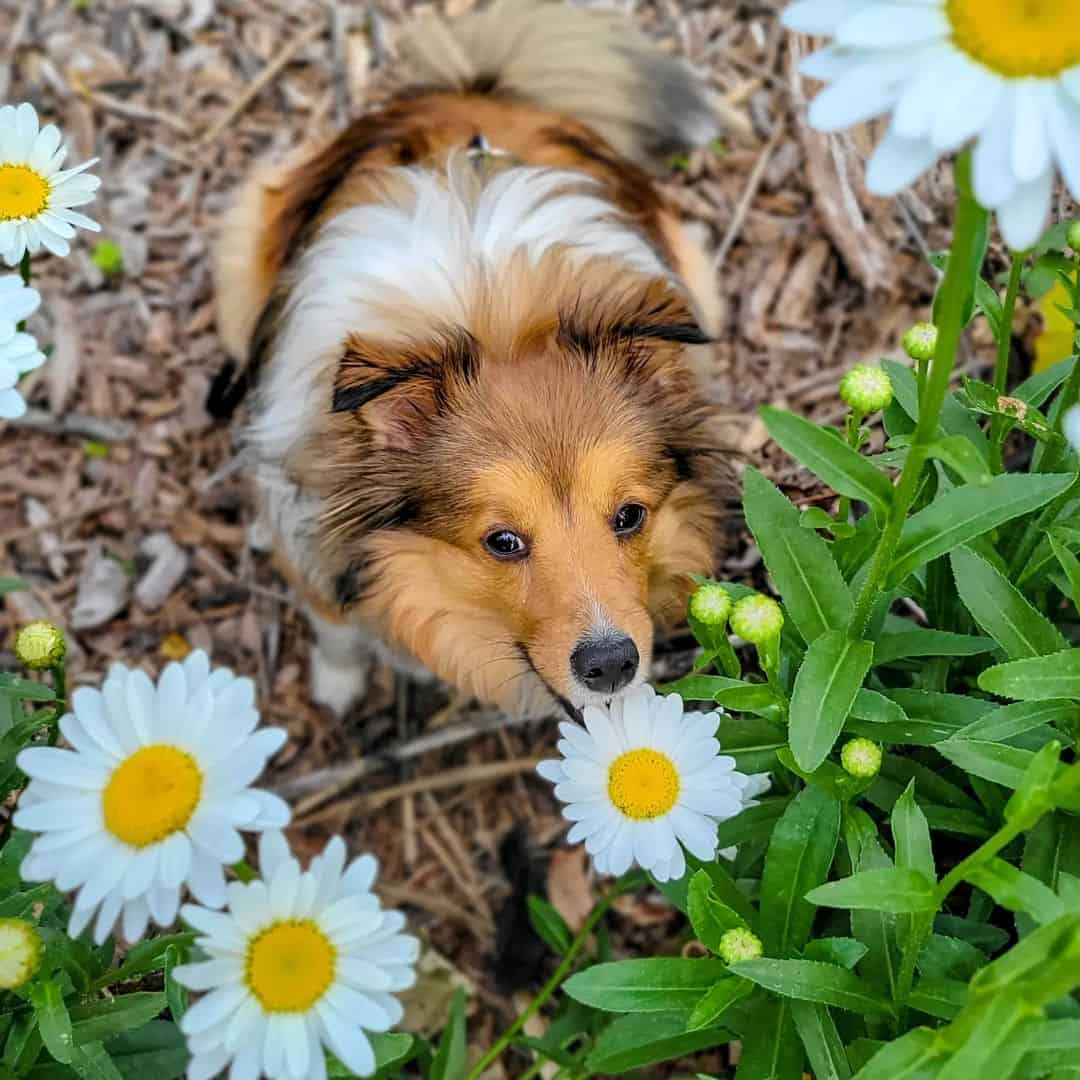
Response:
[0, 0, 1048, 1073]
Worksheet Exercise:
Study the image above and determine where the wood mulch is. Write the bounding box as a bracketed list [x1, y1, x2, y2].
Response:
[0, 0, 1058, 1072]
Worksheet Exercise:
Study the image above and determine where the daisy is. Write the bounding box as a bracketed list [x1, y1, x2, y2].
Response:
[0, 273, 45, 418]
[0, 102, 100, 266]
[15, 651, 291, 945]
[537, 686, 769, 882]
[175, 832, 419, 1080]
[784, 0, 1080, 249]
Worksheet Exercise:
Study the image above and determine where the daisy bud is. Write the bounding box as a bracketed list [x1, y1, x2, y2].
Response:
[730, 595, 784, 645]
[718, 927, 763, 965]
[902, 323, 938, 363]
[1068, 221, 1080, 253]
[1064, 404, 1080, 454]
[0, 919, 42, 989]
[840, 737, 882, 779]
[13, 620, 65, 671]
[839, 364, 893, 414]
[689, 583, 731, 626]
[91, 240, 124, 276]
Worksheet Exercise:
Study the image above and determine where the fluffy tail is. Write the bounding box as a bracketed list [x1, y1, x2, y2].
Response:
[395, 0, 719, 170]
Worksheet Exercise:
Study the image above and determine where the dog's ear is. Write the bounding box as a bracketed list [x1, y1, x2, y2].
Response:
[331, 328, 480, 451]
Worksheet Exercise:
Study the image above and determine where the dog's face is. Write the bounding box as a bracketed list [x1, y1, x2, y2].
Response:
[303, 270, 727, 716]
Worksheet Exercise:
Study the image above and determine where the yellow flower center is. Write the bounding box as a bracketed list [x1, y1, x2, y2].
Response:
[947, 0, 1080, 78]
[607, 749, 680, 820]
[0, 164, 49, 221]
[103, 745, 202, 848]
[246, 920, 337, 1012]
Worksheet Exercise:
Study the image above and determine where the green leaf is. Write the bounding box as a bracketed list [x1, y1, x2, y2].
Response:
[955, 376, 1064, 445]
[0, 676, 56, 702]
[891, 782, 935, 883]
[807, 868, 937, 914]
[688, 870, 748, 953]
[849, 689, 986, 746]
[70, 996, 167, 1047]
[789, 630, 873, 771]
[1049, 533, 1080, 602]
[730, 959, 894, 1017]
[564, 958, 729, 1012]
[759, 786, 841, 956]
[718, 716, 788, 774]
[850, 1026, 939, 1080]
[933, 915, 1008, 954]
[1015, 1018, 1080, 1080]
[980, 649, 1080, 701]
[371, 1033, 416, 1077]
[716, 798, 790, 851]
[956, 699, 1080, 743]
[32, 981, 74, 1065]
[653, 854, 757, 925]
[917, 935, 987, 981]
[887, 472, 1073, 588]
[964, 859, 1065, 925]
[586, 1012, 734, 1075]
[803, 938, 868, 969]
[1005, 741, 1063, 827]
[790, 1001, 852, 1080]
[908, 977, 967, 1020]
[687, 977, 754, 1031]
[429, 989, 467, 1080]
[850, 689, 909, 726]
[926, 434, 993, 486]
[527, 896, 571, 957]
[743, 467, 852, 644]
[734, 996, 804, 1080]
[936, 739, 1034, 789]
[973, 276, 1004, 340]
[163, 947, 187, 1025]
[659, 675, 780, 716]
[951, 546, 1067, 659]
[938, 991, 1037, 1080]
[101, 934, 197, 988]
[104, 1022, 187, 1080]
[761, 407, 894, 517]
[872, 628, 995, 666]
[69, 1043, 124, 1080]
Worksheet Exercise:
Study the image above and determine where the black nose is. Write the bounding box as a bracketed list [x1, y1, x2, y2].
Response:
[570, 636, 639, 694]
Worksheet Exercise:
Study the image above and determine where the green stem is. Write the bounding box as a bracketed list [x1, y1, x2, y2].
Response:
[848, 156, 986, 640]
[464, 887, 620, 1080]
[989, 254, 1026, 473]
[934, 819, 1025, 906]
[231, 860, 257, 884]
[16, 252, 32, 333]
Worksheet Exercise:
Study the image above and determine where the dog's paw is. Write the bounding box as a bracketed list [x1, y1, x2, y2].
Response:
[309, 649, 370, 718]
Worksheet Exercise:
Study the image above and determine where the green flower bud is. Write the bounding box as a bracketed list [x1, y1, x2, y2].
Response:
[689, 583, 731, 626]
[841, 737, 882, 779]
[902, 323, 938, 362]
[730, 594, 784, 645]
[718, 927, 763, 965]
[91, 239, 124, 275]
[0, 919, 42, 989]
[1068, 220, 1080, 253]
[839, 364, 893, 414]
[14, 621, 65, 670]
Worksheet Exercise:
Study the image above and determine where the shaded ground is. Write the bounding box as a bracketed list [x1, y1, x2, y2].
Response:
[0, 0, 1044, 1073]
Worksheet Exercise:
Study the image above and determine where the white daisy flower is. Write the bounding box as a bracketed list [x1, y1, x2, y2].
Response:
[1064, 403, 1080, 454]
[537, 686, 769, 882]
[783, 0, 1080, 249]
[0, 102, 101, 266]
[15, 651, 291, 945]
[0, 273, 45, 418]
[175, 832, 419, 1080]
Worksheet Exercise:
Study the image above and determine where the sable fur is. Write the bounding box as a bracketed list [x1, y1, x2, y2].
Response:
[213, 0, 730, 716]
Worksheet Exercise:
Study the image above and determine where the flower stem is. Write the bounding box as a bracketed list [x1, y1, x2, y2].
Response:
[989, 253, 1026, 474]
[464, 885, 621, 1080]
[848, 155, 986, 639]
[16, 252, 32, 333]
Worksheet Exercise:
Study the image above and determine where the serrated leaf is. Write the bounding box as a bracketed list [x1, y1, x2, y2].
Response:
[70, 995, 167, 1047]
[564, 958, 729, 1012]
[887, 473, 1073, 588]
[790, 1001, 852, 1080]
[743, 467, 852, 644]
[908, 977, 967, 1020]
[32, 981, 74, 1065]
[759, 786, 840, 957]
[1049, 533, 1080, 602]
[925, 435, 993, 486]
[734, 996, 804, 1080]
[803, 937, 868, 969]
[964, 859, 1064, 925]
[789, 630, 873, 772]
[872, 628, 995, 666]
[761, 407, 894, 517]
[936, 739, 1034, 789]
[807, 868, 937, 914]
[687, 977, 754, 1031]
[891, 782, 935, 883]
[587, 1012, 734, 1074]
[956, 699, 1080, 743]
[980, 649, 1080, 700]
[688, 871, 748, 953]
[951, 546, 1067, 659]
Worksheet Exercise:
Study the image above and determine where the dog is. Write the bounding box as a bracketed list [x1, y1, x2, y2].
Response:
[210, 0, 730, 720]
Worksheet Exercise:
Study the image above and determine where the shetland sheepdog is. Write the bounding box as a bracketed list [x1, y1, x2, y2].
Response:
[210, 0, 730, 720]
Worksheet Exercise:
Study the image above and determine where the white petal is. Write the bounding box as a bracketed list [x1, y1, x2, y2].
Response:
[782, 0, 862, 34]
[1012, 81, 1052, 184]
[181, 983, 248, 1036]
[160, 831, 193, 889]
[973, 96, 1018, 208]
[317, 1003, 376, 1077]
[1048, 88, 1080, 200]
[930, 61, 1003, 152]
[808, 64, 901, 131]
[835, 5, 948, 49]
[17, 747, 106, 790]
[669, 806, 718, 861]
[996, 168, 1053, 252]
[257, 831, 292, 882]
[173, 957, 244, 992]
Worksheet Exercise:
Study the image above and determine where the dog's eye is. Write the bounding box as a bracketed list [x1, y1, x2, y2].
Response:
[483, 529, 529, 561]
[613, 503, 648, 537]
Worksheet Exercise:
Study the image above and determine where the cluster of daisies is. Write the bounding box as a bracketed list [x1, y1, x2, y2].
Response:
[0, 102, 101, 418]
[14, 651, 419, 1080]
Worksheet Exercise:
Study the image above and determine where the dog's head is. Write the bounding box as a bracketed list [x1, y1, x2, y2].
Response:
[300, 258, 729, 717]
